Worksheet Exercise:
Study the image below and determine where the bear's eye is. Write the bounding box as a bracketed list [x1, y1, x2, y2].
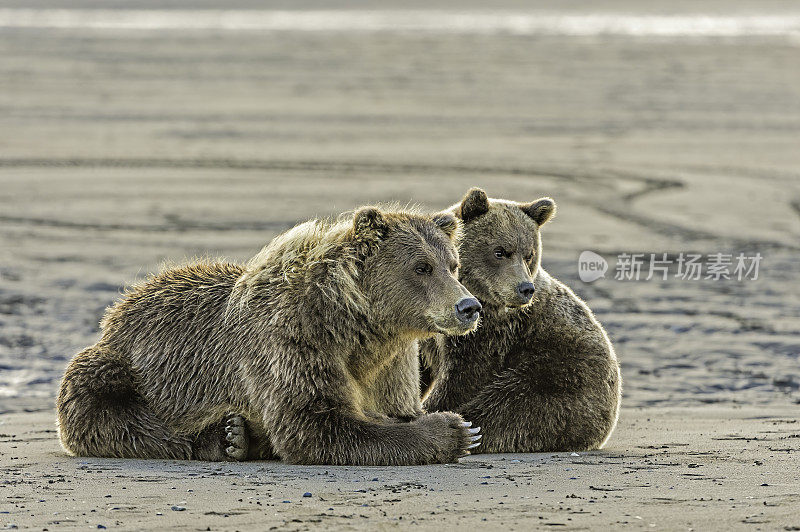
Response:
[415, 263, 433, 275]
[494, 247, 507, 259]
[525, 253, 534, 263]
[449, 262, 460, 274]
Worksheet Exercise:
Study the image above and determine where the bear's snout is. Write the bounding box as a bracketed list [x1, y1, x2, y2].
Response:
[455, 297, 482, 324]
[515, 282, 535, 304]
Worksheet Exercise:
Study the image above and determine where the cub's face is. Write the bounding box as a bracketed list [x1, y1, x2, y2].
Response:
[454, 188, 556, 309]
[353, 208, 481, 337]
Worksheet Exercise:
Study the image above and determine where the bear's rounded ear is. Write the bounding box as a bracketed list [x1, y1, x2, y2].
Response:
[458, 187, 490, 222]
[432, 212, 461, 240]
[353, 206, 389, 239]
[520, 197, 556, 226]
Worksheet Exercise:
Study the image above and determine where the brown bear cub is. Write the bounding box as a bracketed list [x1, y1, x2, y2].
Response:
[421, 188, 621, 453]
[57, 206, 483, 465]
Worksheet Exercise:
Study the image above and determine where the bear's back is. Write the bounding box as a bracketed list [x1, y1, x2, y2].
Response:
[100, 261, 244, 352]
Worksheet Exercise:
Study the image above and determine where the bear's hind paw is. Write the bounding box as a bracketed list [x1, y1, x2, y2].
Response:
[224, 414, 249, 461]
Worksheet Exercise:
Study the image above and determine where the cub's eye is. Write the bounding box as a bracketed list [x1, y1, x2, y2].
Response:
[494, 247, 507, 259]
[415, 263, 433, 275]
[450, 262, 460, 274]
[525, 253, 534, 263]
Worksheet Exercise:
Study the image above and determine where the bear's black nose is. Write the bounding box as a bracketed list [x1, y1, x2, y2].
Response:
[516, 282, 535, 302]
[455, 297, 482, 323]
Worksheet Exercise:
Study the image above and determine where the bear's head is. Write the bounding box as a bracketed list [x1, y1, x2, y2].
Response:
[352, 206, 481, 337]
[451, 187, 556, 309]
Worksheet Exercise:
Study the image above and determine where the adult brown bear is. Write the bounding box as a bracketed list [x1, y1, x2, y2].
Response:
[421, 188, 621, 453]
[57, 206, 482, 465]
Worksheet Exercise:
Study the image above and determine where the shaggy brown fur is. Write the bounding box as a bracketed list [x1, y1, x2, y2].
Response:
[421, 188, 622, 453]
[57, 207, 483, 465]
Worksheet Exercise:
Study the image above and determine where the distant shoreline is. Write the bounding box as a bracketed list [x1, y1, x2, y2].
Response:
[2, 9, 800, 37]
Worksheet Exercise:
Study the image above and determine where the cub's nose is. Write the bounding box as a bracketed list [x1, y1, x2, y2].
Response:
[516, 282, 535, 302]
[455, 297, 482, 323]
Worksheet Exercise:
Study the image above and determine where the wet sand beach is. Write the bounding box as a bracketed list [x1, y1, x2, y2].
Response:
[3, 406, 800, 530]
[1, 1, 799, 529]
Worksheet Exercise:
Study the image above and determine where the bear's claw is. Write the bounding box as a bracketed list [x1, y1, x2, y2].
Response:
[456, 422, 481, 460]
[224, 414, 248, 461]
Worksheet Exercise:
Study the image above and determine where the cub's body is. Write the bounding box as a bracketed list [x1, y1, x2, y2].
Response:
[422, 189, 621, 452]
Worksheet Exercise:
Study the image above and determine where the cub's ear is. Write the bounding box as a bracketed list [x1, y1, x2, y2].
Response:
[520, 197, 556, 226]
[458, 187, 490, 222]
[432, 212, 461, 240]
[353, 206, 389, 239]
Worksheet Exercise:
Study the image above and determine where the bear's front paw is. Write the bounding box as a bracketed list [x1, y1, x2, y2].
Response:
[415, 411, 481, 463]
[224, 414, 249, 461]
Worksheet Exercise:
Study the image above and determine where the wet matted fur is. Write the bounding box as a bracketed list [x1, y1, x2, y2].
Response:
[57, 206, 481, 465]
[421, 188, 622, 453]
